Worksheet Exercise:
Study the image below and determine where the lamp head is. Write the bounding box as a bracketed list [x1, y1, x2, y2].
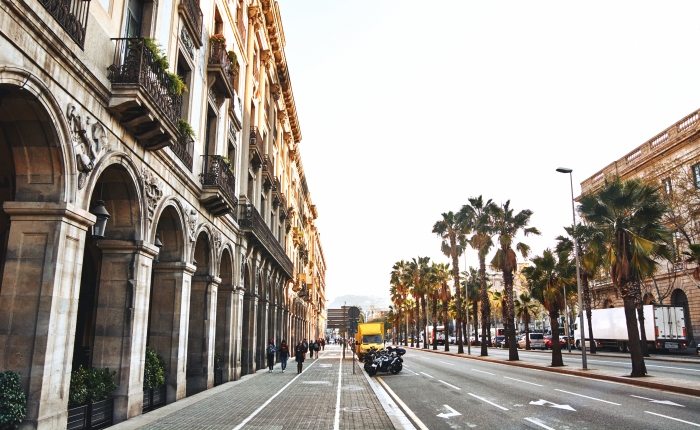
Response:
[90, 200, 110, 239]
[556, 167, 573, 174]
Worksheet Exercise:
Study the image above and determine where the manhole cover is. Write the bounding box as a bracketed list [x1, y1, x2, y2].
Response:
[342, 385, 364, 391]
[342, 407, 370, 413]
[302, 381, 331, 385]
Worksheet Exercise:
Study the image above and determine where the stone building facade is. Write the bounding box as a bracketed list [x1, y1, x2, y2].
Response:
[0, 0, 326, 428]
[580, 108, 700, 348]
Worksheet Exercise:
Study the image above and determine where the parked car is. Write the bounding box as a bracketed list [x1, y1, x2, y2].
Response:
[544, 335, 568, 349]
[470, 336, 482, 346]
[696, 345, 699, 357]
[449, 336, 456, 344]
[492, 336, 505, 347]
[518, 333, 545, 349]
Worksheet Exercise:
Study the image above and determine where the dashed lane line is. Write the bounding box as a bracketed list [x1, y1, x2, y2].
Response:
[471, 369, 495, 375]
[467, 393, 509, 411]
[524, 417, 556, 430]
[503, 376, 542, 387]
[419, 372, 434, 378]
[645, 411, 700, 427]
[554, 389, 621, 405]
[438, 380, 461, 390]
[439, 361, 455, 366]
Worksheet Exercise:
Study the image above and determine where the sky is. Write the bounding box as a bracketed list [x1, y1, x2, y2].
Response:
[276, 1, 700, 305]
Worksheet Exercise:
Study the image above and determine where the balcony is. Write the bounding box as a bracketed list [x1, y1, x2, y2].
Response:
[239, 204, 293, 278]
[178, 0, 203, 48]
[171, 133, 194, 171]
[107, 38, 181, 151]
[277, 192, 288, 220]
[38, 0, 90, 48]
[262, 155, 274, 191]
[200, 155, 238, 217]
[249, 127, 264, 170]
[207, 39, 235, 100]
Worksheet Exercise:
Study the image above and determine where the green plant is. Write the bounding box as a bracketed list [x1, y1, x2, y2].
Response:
[68, 367, 88, 408]
[167, 72, 188, 96]
[144, 347, 166, 390]
[0, 371, 26, 430]
[178, 119, 195, 138]
[214, 353, 221, 370]
[227, 50, 237, 65]
[84, 368, 117, 404]
[142, 38, 188, 96]
[210, 34, 226, 45]
[220, 156, 235, 174]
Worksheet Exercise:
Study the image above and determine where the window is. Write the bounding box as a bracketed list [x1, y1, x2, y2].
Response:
[214, 7, 224, 35]
[662, 178, 672, 194]
[694, 164, 700, 188]
[227, 141, 236, 175]
[176, 52, 193, 119]
[125, 0, 144, 37]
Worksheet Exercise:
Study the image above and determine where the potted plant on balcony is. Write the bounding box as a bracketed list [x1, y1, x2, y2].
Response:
[143, 347, 166, 413]
[143, 38, 189, 96]
[0, 371, 27, 430]
[67, 366, 117, 430]
[178, 119, 195, 138]
[210, 34, 226, 45]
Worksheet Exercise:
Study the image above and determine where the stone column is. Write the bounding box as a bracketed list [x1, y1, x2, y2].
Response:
[92, 240, 159, 423]
[231, 286, 245, 380]
[241, 292, 258, 375]
[0, 202, 94, 430]
[149, 261, 195, 404]
[186, 275, 220, 396]
[256, 297, 268, 370]
[215, 283, 236, 383]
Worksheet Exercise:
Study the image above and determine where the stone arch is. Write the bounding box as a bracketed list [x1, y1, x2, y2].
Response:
[642, 293, 655, 305]
[603, 298, 614, 308]
[215, 247, 234, 384]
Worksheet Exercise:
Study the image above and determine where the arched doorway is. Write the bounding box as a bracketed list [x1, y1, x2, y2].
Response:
[215, 247, 233, 384]
[149, 204, 188, 403]
[241, 261, 255, 375]
[671, 288, 693, 345]
[187, 231, 217, 395]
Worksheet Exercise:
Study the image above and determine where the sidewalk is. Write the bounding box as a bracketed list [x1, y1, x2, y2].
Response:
[110, 345, 401, 430]
[404, 345, 700, 397]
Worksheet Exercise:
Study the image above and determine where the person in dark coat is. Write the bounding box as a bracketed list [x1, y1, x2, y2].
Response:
[295, 340, 306, 373]
[266, 338, 276, 373]
[279, 340, 290, 373]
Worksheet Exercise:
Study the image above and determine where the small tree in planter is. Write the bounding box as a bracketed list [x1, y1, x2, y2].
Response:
[0, 371, 26, 430]
[143, 348, 166, 412]
[67, 366, 117, 429]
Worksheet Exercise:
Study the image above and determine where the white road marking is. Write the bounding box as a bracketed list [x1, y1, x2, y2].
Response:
[645, 411, 700, 427]
[436, 404, 461, 419]
[554, 389, 620, 405]
[586, 360, 700, 373]
[524, 417, 557, 430]
[467, 393, 509, 410]
[232, 356, 319, 430]
[439, 360, 455, 366]
[376, 377, 429, 430]
[438, 380, 461, 390]
[530, 399, 576, 411]
[630, 395, 684, 407]
[503, 376, 542, 387]
[404, 369, 419, 375]
[419, 371, 434, 378]
[471, 369, 495, 375]
[333, 351, 342, 430]
[647, 364, 700, 372]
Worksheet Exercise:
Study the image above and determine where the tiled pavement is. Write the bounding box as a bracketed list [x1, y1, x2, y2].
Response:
[111, 345, 399, 430]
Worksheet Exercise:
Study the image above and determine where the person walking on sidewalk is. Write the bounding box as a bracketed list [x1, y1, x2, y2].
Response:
[309, 339, 317, 359]
[279, 340, 290, 372]
[295, 340, 306, 373]
[266, 339, 277, 373]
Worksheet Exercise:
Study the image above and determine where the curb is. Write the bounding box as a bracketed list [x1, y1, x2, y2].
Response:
[403, 346, 700, 398]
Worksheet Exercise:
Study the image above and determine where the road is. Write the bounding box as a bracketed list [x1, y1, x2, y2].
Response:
[377, 348, 700, 429]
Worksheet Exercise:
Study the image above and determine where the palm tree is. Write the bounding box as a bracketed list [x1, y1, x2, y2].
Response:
[490, 200, 541, 361]
[437, 264, 452, 352]
[556, 224, 602, 353]
[433, 212, 469, 353]
[514, 292, 538, 350]
[405, 257, 431, 349]
[579, 177, 673, 376]
[523, 249, 575, 366]
[390, 261, 410, 346]
[429, 262, 450, 350]
[461, 196, 498, 356]
[464, 267, 481, 344]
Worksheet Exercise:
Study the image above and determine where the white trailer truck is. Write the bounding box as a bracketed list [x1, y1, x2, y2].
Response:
[573, 305, 687, 352]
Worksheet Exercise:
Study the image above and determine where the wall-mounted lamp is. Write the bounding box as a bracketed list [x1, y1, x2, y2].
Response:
[90, 200, 110, 239]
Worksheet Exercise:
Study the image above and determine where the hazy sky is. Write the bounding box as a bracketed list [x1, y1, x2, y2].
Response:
[277, 1, 700, 304]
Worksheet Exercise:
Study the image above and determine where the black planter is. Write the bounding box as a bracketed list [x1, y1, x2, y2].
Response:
[88, 398, 114, 429]
[143, 386, 167, 413]
[214, 368, 223, 386]
[67, 405, 87, 430]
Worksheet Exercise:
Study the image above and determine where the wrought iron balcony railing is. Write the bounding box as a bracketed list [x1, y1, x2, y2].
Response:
[200, 155, 238, 218]
[172, 133, 194, 171]
[239, 204, 293, 277]
[108, 38, 181, 125]
[207, 40, 234, 99]
[178, 0, 203, 47]
[249, 126, 263, 169]
[38, 0, 90, 48]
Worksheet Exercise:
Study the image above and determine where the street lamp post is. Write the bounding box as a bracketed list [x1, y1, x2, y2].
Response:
[556, 167, 588, 369]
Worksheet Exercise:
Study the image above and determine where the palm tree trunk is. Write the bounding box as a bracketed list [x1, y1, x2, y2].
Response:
[622, 292, 647, 376]
[635, 289, 650, 357]
[504, 269, 519, 361]
[431, 295, 439, 350]
[582, 275, 596, 354]
[525, 313, 531, 350]
[472, 298, 479, 343]
[442, 301, 450, 352]
[451, 248, 464, 354]
[414, 301, 420, 348]
[479, 257, 489, 356]
[421, 296, 429, 349]
[550, 309, 564, 366]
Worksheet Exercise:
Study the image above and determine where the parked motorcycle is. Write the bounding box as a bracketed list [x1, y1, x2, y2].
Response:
[364, 346, 405, 376]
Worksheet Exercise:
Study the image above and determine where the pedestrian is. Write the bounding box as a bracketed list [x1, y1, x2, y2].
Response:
[309, 339, 317, 359]
[302, 338, 308, 355]
[266, 338, 276, 373]
[295, 340, 305, 373]
[279, 340, 290, 373]
[321, 337, 325, 351]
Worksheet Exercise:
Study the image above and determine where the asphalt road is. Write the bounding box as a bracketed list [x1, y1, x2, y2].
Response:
[377, 348, 700, 429]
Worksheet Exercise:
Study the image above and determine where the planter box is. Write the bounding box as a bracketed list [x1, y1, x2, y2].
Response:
[143, 386, 167, 413]
[67, 405, 87, 430]
[214, 368, 223, 386]
[89, 398, 113, 429]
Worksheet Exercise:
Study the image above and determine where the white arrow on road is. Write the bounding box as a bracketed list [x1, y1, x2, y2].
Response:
[437, 405, 462, 419]
[631, 395, 685, 407]
[529, 399, 576, 411]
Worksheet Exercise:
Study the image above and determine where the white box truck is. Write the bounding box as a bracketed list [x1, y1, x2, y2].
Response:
[573, 305, 687, 352]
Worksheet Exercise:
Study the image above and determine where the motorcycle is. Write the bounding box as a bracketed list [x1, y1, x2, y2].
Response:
[365, 346, 405, 376]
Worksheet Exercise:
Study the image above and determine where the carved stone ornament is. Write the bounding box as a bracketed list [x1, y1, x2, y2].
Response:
[66, 103, 110, 189]
[213, 230, 222, 254]
[185, 204, 198, 242]
[141, 167, 163, 224]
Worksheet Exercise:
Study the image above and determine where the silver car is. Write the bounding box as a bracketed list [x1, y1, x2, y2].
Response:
[518, 333, 545, 349]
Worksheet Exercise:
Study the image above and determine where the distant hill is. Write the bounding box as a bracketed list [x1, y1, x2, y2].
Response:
[328, 295, 391, 311]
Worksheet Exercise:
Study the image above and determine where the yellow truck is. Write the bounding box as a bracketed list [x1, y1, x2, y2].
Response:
[355, 322, 385, 359]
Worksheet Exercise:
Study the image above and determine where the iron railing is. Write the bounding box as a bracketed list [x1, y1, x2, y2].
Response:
[208, 40, 234, 93]
[38, 0, 90, 48]
[250, 126, 264, 152]
[108, 38, 181, 125]
[262, 155, 274, 175]
[201, 155, 237, 211]
[172, 133, 194, 171]
[239, 204, 293, 277]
